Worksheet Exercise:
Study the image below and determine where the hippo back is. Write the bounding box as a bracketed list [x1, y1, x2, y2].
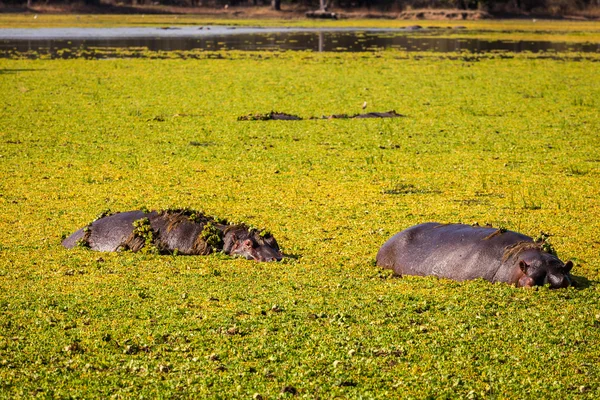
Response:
[62, 209, 283, 262]
[62, 211, 147, 252]
[376, 223, 532, 282]
[148, 212, 214, 255]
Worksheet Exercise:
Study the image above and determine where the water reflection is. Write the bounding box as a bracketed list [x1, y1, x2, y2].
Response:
[1, 29, 598, 57]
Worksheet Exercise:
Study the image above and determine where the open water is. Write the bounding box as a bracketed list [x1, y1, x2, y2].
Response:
[0, 26, 598, 57]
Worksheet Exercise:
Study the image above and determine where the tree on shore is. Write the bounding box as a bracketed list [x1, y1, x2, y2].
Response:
[12, 0, 600, 15]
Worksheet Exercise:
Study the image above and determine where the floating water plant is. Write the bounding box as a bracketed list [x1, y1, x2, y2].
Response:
[535, 231, 558, 256]
[200, 221, 224, 249]
[1, 39, 599, 399]
[127, 217, 160, 254]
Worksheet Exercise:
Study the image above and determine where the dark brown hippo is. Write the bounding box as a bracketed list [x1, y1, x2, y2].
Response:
[376, 223, 573, 289]
[62, 209, 282, 262]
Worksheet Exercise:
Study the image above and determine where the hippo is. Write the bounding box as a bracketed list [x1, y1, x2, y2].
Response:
[62, 209, 282, 262]
[376, 223, 573, 289]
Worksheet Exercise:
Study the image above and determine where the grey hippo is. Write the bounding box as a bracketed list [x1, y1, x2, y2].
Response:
[376, 223, 573, 288]
[62, 209, 282, 262]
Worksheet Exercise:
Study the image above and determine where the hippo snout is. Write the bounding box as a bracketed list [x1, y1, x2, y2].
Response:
[546, 274, 571, 289]
[257, 250, 283, 262]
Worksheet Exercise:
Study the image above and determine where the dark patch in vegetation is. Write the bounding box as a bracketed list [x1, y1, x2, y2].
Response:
[565, 165, 589, 175]
[281, 386, 298, 395]
[238, 110, 404, 121]
[382, 183, 440, 195]
[313, 110, 405, 119]
[189, 141, 216, 147]
[238, 112, 302, 121]
[455, 198, 489, 206]
[63, 341, 84, 354]
[522, 200, 542, 210]
[570, 274, 593, 288]
[5, 47, 600, 62]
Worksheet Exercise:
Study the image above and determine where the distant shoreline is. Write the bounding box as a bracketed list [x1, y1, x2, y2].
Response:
[1, 4, 598, 21]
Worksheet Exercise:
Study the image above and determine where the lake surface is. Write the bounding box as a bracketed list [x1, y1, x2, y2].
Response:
[1, 26, 598, 57]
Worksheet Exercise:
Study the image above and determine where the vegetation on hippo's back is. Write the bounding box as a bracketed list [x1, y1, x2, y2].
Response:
[128, 217, 160, 254]
[0, 47, 600, 398]
[200, 221, 224, 249]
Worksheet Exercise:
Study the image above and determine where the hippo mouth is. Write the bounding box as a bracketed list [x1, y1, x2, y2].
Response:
[254, 251, 283, 262]
[545, 274, 572, 289]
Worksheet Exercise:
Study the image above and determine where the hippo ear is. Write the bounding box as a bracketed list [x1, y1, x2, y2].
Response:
[563, 260, 573, 273]
[519, 260, 529, 273]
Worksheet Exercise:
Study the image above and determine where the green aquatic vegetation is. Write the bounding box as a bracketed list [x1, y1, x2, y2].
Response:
[259, 229, 272, 238]
[93, 208, 114, 221]
[0, 49, 599, 398]
[200, 221, 224, 249]
[127, 217, 160, 254]
[160, 207, 206, 223]
[534, 231, 558, 257]
[75, 226, 91, 249]
[246, 225, 273, 238]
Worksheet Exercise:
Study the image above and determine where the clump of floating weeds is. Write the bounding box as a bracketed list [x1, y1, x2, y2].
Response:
[383, 183, 439, 195]
[186, 210, 204, 223]
[259, 229, 272, 238]
[212, 216, 229, 225]
[200, 222, 223, 249]
[237, 111, 302, 121]
[76, 226, 91, 249]
[535, 232, 558, 256]
[131, 217, 160, 254]
[247, 225, 272, 239]
[94, 209, 114, 222]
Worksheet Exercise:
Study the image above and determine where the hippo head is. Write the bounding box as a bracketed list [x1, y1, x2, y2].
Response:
[517, 251, 573, 289]
[222, 225, 282, 262]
